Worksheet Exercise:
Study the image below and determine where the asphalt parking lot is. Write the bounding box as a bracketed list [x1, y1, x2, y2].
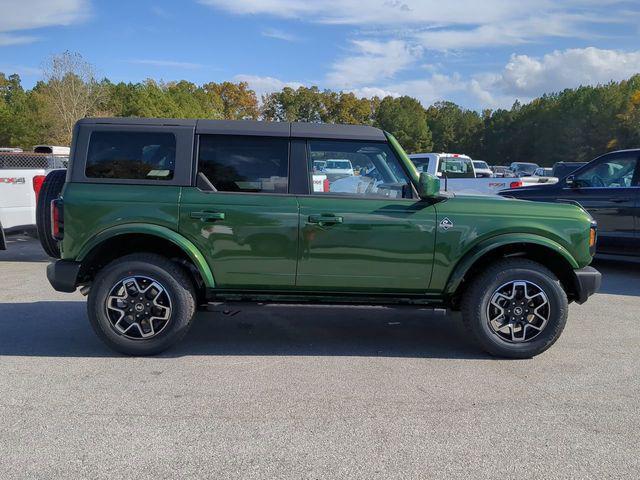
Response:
[0, 235, 638, 479]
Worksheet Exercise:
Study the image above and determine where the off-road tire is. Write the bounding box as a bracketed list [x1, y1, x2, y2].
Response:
[461, 258, 568, 358]
[36, 169, 66, 258]
[88, 253, 197, 356]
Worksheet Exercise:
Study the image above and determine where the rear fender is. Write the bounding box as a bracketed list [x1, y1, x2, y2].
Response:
[77, 223, 215, 288]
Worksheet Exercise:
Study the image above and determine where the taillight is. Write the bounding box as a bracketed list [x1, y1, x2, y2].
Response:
[51, 198, 64, 241]
[33, 175, 46, 200]
[323, 178, 330, 192]
[509, 181, 523, 189]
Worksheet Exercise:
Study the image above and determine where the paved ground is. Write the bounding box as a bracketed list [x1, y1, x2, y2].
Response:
[0, 235, 638, 479]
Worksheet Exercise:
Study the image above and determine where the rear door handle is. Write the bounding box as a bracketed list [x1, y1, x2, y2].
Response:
[308, 214, 343, 226]
[611, 198, 631, 203]
[190, 211, 226, 222]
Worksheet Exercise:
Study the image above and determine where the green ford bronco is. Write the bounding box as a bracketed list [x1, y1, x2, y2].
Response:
[44, 118, 601, 357]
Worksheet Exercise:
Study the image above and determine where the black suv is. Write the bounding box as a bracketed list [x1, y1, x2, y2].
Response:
[501, 149, 640, 256]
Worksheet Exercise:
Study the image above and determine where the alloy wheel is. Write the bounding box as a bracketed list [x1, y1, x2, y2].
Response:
[105, 276, 172, 339]
[486, 280, 550, 343]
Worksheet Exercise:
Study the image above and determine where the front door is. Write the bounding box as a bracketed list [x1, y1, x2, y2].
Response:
[179, 134, 298, 289]
[561, 152, 639, 254]
[296, 139, 436, 293]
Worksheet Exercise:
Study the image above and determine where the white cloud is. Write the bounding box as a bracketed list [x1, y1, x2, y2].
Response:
[0, 0, 89, 46]
[261, 28, 299, 42]
[385, 73, 467, 106]
[199, 1, 637, 52]
[0, 33, 37, 46]
[0, 64, 42, 76]
[347, 86, 401, 99]
[332, 47, 640, 110]
[129, 59, 205, 69]
[472, 47, 640, 107]
[233, 74, 304, 98]
[326, 39, 422, 88]
[198, 0, 539, 26]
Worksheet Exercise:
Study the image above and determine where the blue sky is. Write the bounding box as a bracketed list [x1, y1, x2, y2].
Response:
[1, 0, 640, 110]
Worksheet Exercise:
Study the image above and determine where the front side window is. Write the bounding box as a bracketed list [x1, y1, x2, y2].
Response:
[574, 156, 638, 188]
[308, 140, 410, 199]
[198, 135, 289, 193]
[86, 131, 176, 180]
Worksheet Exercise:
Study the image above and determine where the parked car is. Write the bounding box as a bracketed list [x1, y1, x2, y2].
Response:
[510, 162, 540, 176]
[0, 151, 67, 248]
[322, 159, 354, 177]
[473, 160, 493, 178]
[45, 118, 600, 358]
[410, 153, 523, 195]
[552, 161, 587, 180]
[500, 149, 639, 256]
[491, 166, 517, 178]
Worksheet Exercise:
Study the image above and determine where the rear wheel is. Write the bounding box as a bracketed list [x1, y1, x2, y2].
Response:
[461, 258, 568, 358]
[87, 253, 196, 356]
[36, 169, 66, 258]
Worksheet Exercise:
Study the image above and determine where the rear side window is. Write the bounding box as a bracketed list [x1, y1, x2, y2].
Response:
[198, 135, 289, 193]
[86, 131, 176, 180]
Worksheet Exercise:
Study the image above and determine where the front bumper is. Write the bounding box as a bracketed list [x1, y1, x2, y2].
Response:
[47, 260, 81, 293]
[573, 266, 601, 304]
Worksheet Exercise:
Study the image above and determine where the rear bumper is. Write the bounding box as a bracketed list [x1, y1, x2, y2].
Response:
[573, 266, 601, 304]
[47, 260, 81, 292]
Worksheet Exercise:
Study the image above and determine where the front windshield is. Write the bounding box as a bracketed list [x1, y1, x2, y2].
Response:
[474, 161, 489, 169]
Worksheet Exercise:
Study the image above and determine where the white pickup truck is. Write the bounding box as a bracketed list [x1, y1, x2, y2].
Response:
[0, 151, 68, 249]
[409, 153, 524, 195]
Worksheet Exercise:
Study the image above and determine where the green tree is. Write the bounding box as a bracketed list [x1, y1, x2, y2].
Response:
[374, 96, 432, 153]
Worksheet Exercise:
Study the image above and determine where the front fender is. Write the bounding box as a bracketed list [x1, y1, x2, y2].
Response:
[444, 233, 579, 296]
[77, 223, 215, 288]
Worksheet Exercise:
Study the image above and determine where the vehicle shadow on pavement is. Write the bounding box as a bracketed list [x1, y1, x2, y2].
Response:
[593, 258, 640, 297]
[0, 301, 487, 359]
[0, 234, 50, 263]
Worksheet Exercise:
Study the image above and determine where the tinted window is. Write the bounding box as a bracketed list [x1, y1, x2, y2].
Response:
[574, 156, 638, 188]
[86, 131, 176, 180]
[309, 140, 410, 199]
[199, 135, 289, 193]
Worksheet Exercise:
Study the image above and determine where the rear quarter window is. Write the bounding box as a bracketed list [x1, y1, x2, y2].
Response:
[85, 131, 176, 180]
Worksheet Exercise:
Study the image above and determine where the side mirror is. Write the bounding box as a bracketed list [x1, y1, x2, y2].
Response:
[418, 172, 441, 198]
[565, 175, 576, 188]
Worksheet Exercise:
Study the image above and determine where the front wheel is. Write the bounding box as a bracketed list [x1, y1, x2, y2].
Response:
[461, 258, 568, 358]
[87, 253, 196, 356]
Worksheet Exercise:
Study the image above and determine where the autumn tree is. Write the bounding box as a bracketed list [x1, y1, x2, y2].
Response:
[41, 51, 106, 144]
[203, 81, 259, 120]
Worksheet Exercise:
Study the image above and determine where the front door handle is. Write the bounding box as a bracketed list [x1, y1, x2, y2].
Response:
[190, 211, 226, 222]
[308, 214, 344, 226]
[611, 198, 631, 203]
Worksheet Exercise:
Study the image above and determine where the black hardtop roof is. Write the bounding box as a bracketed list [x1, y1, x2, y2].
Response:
[77, 118, 386, 141]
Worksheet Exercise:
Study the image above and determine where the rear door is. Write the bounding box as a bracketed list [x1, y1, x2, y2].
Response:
[179, 133, 299, 289]
[295, 138, 437, 293]
[561, 151, 639, 254]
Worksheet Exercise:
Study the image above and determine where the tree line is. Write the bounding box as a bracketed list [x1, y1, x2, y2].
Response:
[1, 52, 639, 166]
